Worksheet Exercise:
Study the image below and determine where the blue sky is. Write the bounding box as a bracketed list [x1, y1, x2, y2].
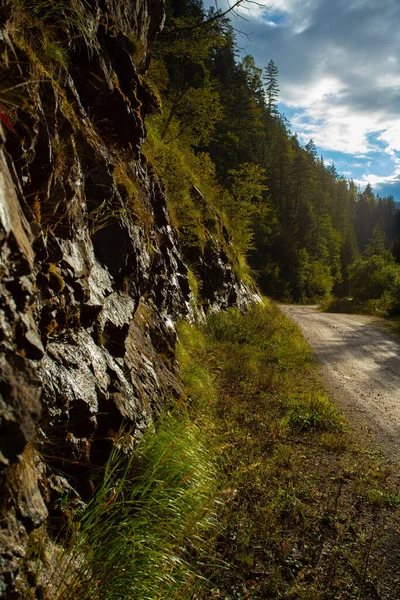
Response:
[209, 0, 400, 200]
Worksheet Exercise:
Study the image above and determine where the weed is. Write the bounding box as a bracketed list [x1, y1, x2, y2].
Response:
[367, 488, 400, 508]
[187, 267, 204, 317]
[86, 199, 126, 235]
[112, 159, 153, 226]
[15, 0, 99, 59]
[320, 431, 348, 453]
[281, 391, 345, 434]
[0, 76, 31, 123]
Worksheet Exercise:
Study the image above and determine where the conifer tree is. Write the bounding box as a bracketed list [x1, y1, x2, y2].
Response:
[365, 221, 389, 258]
[263, 59, 279, 113]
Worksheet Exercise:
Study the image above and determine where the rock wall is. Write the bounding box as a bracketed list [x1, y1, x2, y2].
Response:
[0, 0, 251, 596]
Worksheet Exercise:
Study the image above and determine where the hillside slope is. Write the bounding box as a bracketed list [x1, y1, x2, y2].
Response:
[0, 0, 252, 595]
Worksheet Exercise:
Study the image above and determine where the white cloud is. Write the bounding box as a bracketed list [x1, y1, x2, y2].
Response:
[281, 77, 343, 107]
[353, 158, 400, 192]
[289, 103, 381, 155]
[378, 125, 400, 155]
[220, 0, 400, 197]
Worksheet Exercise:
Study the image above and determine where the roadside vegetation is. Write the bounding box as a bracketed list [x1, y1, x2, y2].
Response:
[31, 301, 400, 599]
[145, 0, 400, 311]
[322, 252, 400, 317]
[5, 0, 400, 597]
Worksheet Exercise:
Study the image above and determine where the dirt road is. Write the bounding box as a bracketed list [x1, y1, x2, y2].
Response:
[280, 305, 400, 461]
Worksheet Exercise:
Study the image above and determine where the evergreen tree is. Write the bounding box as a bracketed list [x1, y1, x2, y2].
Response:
[365, 221, 390, 258]
[263, 59, 279, 113]
[152, 0, 400, 307]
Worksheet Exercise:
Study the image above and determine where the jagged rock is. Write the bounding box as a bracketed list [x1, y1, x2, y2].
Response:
[0, 0, 252, 596]
[0, 150, 42, 467]
[188, 186, 253, 312]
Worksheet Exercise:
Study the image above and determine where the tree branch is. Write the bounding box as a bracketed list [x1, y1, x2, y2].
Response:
[164, 0, 267, 36]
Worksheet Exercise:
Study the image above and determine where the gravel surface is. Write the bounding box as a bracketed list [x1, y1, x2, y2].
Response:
[279, 305, 400, 463]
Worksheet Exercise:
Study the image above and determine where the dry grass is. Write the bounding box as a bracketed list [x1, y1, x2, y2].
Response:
[178, 300, 400, 599]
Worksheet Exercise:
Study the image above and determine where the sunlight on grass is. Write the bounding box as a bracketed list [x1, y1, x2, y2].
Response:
[35, 301, 400, 599]
[40, 415, 221, 600]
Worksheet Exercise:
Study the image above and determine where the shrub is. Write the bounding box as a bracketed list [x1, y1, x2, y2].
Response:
[348, 255, 400, 315]
[281, 391, 345, 434]
[296, 249, 334, 302]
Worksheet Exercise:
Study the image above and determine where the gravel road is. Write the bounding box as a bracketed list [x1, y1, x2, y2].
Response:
[279, 305, 400, 462]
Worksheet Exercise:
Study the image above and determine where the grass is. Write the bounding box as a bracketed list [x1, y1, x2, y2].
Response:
[14, 0, 98, 62]
[142, 113, 255, 287]
[322, 295, 400, 318]
[86, 158, 153, 235]
[10, 0, 107, 156]
[34, 416, 221, 600]
[29, 300, 400, 599]
[178, 300, 400, 598]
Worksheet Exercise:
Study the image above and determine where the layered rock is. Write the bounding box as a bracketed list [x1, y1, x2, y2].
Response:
[0, 0, 252, 596]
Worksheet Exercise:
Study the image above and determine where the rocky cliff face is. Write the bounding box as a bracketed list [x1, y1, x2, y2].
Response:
[0, 0, 251, 596]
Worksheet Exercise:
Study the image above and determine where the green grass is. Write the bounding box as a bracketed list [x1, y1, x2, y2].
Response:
[322, 295, 400, 318]
[15, 0, 98, 62]
[178, 300, 400, 599]
[142, 114, 255, 287]
[38, 414, 221, 600]
[31, 300, 400, 599]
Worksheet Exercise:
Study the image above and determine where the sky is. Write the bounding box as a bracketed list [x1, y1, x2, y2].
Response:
[212, 0, 400, 201]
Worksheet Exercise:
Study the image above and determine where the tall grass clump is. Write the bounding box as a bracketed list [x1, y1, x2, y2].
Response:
[15, 0, 98, 64]
[43, 412, 220, 600]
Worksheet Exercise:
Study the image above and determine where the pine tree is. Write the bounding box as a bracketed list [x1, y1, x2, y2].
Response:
[365, 221, 389, 258]
[263, 59, 279, 113]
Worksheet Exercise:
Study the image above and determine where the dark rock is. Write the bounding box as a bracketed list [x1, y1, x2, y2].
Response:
[0, 152, 42, 467]
[0, 0, 252, 594]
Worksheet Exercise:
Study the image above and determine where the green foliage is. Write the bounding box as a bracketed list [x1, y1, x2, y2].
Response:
[167, 84, 223, 146]
[143, 114, 216, 248]
[143, 113, 254, 285]
[296, 249, 334, 302]
[308, 260, 334, 300]
[224, 162, 269, 255]
[281, 391, 344, 434]
[37, 303, 400, 599]
[365, 221, 391, 259]
[46, 413, 219, 600]
[348, 255, 400, 315]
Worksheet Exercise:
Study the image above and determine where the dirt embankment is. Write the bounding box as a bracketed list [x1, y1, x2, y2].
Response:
[280, 305, 400, 463]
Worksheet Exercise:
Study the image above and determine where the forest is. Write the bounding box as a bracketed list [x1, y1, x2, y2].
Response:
[145, 0, 400, 315]
[3, 0, 400, 597]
